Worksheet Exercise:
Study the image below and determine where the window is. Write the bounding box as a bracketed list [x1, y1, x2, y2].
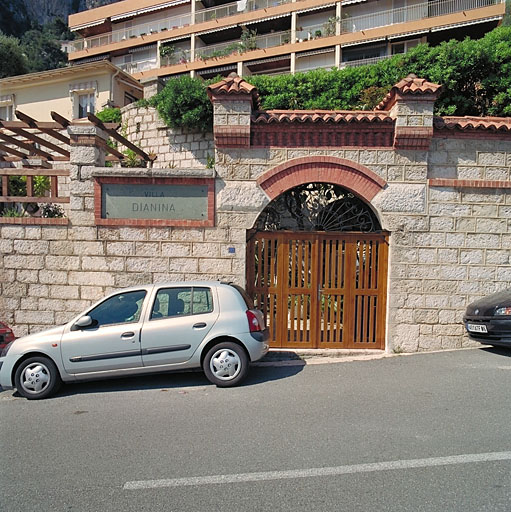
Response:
[124, 92, 138, 106]
[151, 287, 213, 320]
[78, 92, 95, 118]
[0, 104, 13, 121]
[89, 290, 147, 327]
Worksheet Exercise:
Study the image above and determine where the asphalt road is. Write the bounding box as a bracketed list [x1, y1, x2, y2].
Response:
[1, 347, 511, 512]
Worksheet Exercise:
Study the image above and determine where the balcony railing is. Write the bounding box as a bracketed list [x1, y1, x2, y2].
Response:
[70, 13, 192, 52]
[194, 30, 290, 61]
[340, 0, 500, 34]
[118, 59, 158, 73]
[195, 0, 292, 24]
[161, 49, 192, 66]
[340, 54, 394, 68]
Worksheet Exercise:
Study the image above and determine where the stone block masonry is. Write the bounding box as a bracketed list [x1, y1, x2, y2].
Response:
[1, 74, 511, 353]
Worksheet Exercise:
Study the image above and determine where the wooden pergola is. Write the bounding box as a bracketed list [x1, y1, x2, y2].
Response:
[0, 110, 156, 206]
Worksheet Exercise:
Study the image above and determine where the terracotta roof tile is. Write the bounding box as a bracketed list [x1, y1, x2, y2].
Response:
[376, 74, 442, 110]
[207, 73, 260, 106]
[434, 116, 511, 131]
[252, 110, 393, 124]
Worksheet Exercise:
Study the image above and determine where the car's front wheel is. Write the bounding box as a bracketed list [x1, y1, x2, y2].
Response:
[203, 342, 249, 387]
[14, 356, 62, 400]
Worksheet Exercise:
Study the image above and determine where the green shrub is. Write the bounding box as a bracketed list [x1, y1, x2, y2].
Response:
[153, 75, 213, 132]
[96, 107, 122, 124]
[147, 27, 511, 131]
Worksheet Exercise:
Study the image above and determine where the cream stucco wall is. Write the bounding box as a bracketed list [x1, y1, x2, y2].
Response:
[0, 67, 141, 122]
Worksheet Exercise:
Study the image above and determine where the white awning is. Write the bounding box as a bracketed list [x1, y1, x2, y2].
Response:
[431, 16, 502, 32]
[251, 13, 291, 24]
[161, 35, 191, 43]
[297, 3, 336, 15]
[247, 55, 291, 66]
[388, 30, 429, 40]
[341, 0, 367, 5]
[342, 37, 385, 47]
[111, 0, 190, 21]
[197, 24, 238, 36]
[129, 44, 158, 53]
[72, 18, 107, 31]
[297, 47, 335, 58]
[196, 64, 237, 74]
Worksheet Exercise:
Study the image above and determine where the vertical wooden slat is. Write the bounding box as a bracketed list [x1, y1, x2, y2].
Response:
[26, 176, 34, 197]
[50, 176, 58, 198]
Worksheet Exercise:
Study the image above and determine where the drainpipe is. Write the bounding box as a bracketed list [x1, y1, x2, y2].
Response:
[110, 69, 121, 106]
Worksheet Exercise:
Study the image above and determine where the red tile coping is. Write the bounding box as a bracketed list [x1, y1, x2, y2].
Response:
[257, 156, 386, 203]
[434, 116, 511, 132]
[252, 110, 393, 124]
[207, 73, 260, 107]
[0, 217, 69, 225]
[429, 179, 511, 189]
[376, 74, 442, 111]
[93, 176, 215, 227]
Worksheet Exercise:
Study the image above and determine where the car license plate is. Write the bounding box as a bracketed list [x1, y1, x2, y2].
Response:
[467, 324, 488, 333]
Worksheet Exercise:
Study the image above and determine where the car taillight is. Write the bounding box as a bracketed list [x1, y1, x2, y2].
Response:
[246, 310, 261, 332]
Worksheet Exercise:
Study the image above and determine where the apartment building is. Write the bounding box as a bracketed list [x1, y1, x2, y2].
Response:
[67, 0, 505, 81]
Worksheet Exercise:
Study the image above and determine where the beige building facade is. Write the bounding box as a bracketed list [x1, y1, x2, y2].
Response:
[0, 61, 142, 123]
[66, 0, 505, 80]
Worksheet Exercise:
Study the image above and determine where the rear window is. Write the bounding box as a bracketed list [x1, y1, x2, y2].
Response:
[230, 284, 254, 309]
[151, 287, 213, 319]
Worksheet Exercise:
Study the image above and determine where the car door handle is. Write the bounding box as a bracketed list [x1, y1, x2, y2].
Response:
[193, 322, 207, 329]
[121, 331, 135, 339]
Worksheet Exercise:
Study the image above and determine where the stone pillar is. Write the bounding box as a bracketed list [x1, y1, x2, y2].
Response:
[140, 77, 165, 99]
[206, 73, 259, 149]
[67, 125, 108, 227]
[376, 74, 442, 150]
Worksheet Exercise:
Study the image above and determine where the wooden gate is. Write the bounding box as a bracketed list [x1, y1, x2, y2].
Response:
[247, 231, 389, 349]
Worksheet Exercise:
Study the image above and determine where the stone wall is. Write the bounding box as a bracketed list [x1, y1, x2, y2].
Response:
[121, 104, 215, 169]
[1, 76, 511, 352]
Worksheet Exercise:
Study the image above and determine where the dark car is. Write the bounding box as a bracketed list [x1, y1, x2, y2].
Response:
[0, 322, 15, 352]
[463, 289, 511, 347]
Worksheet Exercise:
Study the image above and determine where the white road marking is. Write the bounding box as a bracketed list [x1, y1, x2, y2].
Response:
[124, 451, 511, 490]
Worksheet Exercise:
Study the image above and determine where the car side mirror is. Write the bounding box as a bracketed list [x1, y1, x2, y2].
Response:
[72, 315, 94, 330]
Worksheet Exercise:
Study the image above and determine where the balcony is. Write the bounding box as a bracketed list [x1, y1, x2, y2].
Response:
[195, 0, 292, 23]
[340, 0, 501, 34]
[194, 30, 291, 61]
[118, 58, 159, 73]
[69, 13, 192, 52]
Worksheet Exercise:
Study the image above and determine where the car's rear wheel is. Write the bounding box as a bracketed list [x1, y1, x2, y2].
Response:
[14, 356, 62, 400]
[203, 342, 249, 387]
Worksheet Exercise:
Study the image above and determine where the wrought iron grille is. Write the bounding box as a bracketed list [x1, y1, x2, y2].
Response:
[255, 183, 380, 232]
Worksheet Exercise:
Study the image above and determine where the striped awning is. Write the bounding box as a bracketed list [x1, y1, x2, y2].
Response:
[342, 37, 386, 47]
[297, 47, 335, 58]
[197, 24, 238, 36]
[129, 44, 158, 53]
[388, 30, 429, 40]
[111, 0, 190, 21]
[297, 3, 336, 15]
[196, 64, 237, 75]
[72, 18, 107, 31]
[247, 55, 291, 66]
[431, 16, 502, 32]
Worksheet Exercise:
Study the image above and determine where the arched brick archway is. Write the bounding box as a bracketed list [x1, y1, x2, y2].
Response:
[256, 156, 387, 203]
[249, 156, 389, 351]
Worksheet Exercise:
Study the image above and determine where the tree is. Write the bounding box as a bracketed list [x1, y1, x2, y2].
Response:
[0, 32, 28, 78]
[21, 29, 67, 72]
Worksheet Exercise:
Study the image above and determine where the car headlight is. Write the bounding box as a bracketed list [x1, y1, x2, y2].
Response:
[1, 341, 14, 357]
[495, 306, 511, 316]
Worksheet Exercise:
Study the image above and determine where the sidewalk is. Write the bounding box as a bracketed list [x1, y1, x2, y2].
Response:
[255, 348, 389, 366]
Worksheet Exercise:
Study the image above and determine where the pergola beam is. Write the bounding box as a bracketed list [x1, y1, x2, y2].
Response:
[0, 123, 70, 158]
[15, 110, 70, 145]
[87, 113, 155, 162]
[0, 132, 54, 160]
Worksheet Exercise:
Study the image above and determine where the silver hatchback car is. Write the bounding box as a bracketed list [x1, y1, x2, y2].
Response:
[0, 281, 269, 399]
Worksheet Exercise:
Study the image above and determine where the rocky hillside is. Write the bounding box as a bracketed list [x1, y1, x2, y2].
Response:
[0, 0, 120, 36]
